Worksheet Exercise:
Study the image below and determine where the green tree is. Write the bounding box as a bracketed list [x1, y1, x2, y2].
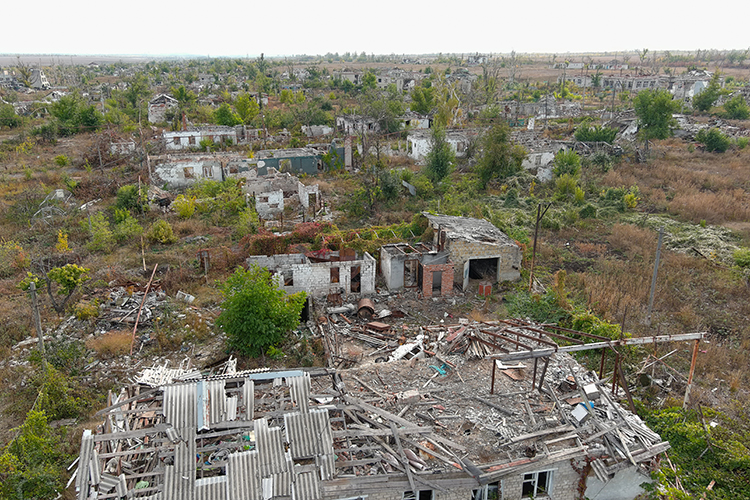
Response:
[475, 123, 527, 188]
[214, 103, 242, 126]
[20, 264, 90, 314]
[552, 149, 581, 177]
[0, 103, 23, 129]
[410, 86, 435, 114]
[171, 85, 196, 110]
[0, 410, 65, 500]
[425, 127, 455, 184]
[49, 94, 103, 136]
[692, 73, 721, 112]
[362, 71, 377, 91]
[235, 93, 260, 124]
[217, 265, 306, 357]
[633, 89, 680, 153]
[723, 95, 750, 120]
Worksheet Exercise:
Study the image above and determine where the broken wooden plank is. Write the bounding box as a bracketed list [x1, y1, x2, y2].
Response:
[472, 396, 513, 416]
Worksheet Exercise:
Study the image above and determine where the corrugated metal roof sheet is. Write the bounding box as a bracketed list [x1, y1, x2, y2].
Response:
[272, 468, 293, 497]
[316, 454, 336, 481]
[243, 379, 255, 420]
[76, 430, 93, 500]
[163, 383, 197, 430]
[284, 409, 334, 459]
[287, 373, 310, 413]
[195, 476, 227, 500]
[227, 450, 262, 500]
[292, 470, 321, 500]
[226, 395, 238, 422]
[255, 418, 289, 477]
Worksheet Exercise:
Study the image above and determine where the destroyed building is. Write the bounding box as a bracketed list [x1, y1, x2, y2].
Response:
[247, 249, 376, 298]
[148, 94, 179, 124]
[163, 126, 245, 151]
[422, 214, 522, 290]
[256, 143, 347, 176]
[407, 129, 478, 161]
[380, 243, 454, 298]
[75, 317, 697, 500]
[151, 153, 255, 188]
[243, 168, 320, 219]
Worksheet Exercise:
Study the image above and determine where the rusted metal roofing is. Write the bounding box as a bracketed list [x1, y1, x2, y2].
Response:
[227, 450, 262, 500]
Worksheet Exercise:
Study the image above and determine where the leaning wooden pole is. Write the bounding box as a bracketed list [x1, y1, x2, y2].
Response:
[683, 339, 700, 408]
[130, 264, 158, 356]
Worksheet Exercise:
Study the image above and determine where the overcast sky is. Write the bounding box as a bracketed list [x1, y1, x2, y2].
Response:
[3, 0, 749, 57]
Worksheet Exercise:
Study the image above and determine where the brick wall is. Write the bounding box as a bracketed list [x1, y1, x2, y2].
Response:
[445, 240, 522, 286]
[420, 262, 454, 298]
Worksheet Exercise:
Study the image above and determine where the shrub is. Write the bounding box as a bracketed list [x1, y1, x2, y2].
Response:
[575, 125, 618, 143]
[734, 248, 750, 268]
[85, 211, 115, 252]
[115, 184, 148, 214]
[173, 194, 196, 218]
[146, 220, 177, 244]
[579, 204, 597, 219]
[53, 155, 69, 167]
[0, 240, 30, 277]
[696, 128, 731, 153]
[74, 300, 99, 320]
[555, 173, 579, 201]
[235, 206, 260, 239]
[55, 230, 70, 253]
[722, 95, 750, 120]
[112, 210, 143, 243]
[590, 151, 613, 172]
[553, 149, 581, 177]
[736, 137, 748, 150]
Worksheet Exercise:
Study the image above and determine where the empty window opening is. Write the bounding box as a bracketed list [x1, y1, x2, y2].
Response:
[282, 270, 293, 287]
[404, 491, 433, 500]
[183, 167, 194, 179]
[469, 257, 498, 281]
[330, 267, 339, 284]
[173, 137, 180, 144]
[308, 193, 317, 209]
[521, 470, 552, 498]
[189, 136, 196, 145]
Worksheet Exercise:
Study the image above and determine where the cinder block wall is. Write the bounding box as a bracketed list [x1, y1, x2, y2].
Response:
[446, 240, 521, 285]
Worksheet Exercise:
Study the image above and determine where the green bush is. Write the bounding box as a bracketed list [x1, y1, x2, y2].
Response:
[85, 212, 115, 252]
[112, 209, 143, 243]
[736, 137, 748, 150]
[575, 125, 618, 143]
[696, 128, 731, 153]
[173, 194, 196, 219]
[722, 95, 750, 120]
[579, 204, 597, 219]
[734, 248, 750, 268]
[552, 149, 581, 177]
[115, 184, 148, 214]
[146, 219, 177, 244]
[555, 173, 579, 201]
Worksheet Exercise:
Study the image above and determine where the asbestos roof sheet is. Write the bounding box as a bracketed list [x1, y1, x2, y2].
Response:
[293, 470, 322, 500]
[284, 409, 334, 459]
[163, 383, 197, 430]
[227, 450, 262, 500]
[255, 418, 289, 477]
[287, 373, 311, 413]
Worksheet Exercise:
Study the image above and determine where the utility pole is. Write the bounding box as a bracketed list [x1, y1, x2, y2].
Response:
[29, 282, 47, 372]
[646, 226, 664, 326]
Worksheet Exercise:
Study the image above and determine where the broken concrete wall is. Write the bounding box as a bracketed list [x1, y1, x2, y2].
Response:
[381, 244, 452, 292]
[499, 459, 581, 500]
[152, 159, 225, 189]
[522, 151, 557, 182]
[255, 190, 284, 217]
[246, 252, 376, 297]
[164, 127, 238, 151]
[585, 466, 652, 500]
[298, 182, 319, 210]
[446, 238, 522, 284]
[407, 130, 471, 161]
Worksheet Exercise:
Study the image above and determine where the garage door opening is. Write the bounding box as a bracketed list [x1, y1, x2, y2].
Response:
[468, 257, 498, 281]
